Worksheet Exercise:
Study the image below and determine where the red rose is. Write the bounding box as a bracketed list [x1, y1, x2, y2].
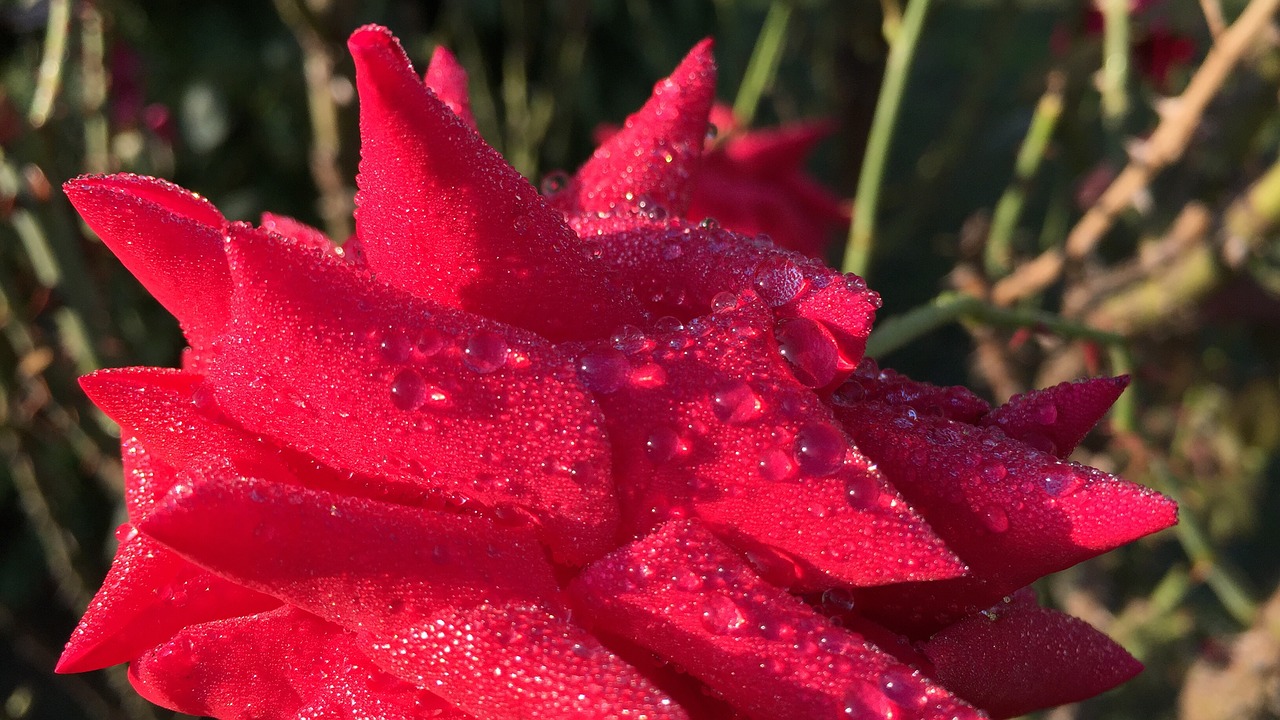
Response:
[58, 25, 1175, 720]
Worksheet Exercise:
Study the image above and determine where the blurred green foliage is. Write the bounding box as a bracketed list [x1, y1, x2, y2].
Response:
[2, 0, 1280, 718]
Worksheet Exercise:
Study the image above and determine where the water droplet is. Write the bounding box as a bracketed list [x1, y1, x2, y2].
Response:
[415, 327, 446, 357]
[673, 568, 704, 591]
[540, 170, 569, 196]
[793, 423, 846, 476]
[1033, 402, 1059, 425]
[159, 584, 188, 607]
[654, 316, 684, 334]
[577, 348, 631, 394]
[463, 330, 508, 374]
[701, 595, 746, 635]
[699, 216, 720, 230]
[776, 318, 839, 387]
[645, 427, 690, 464]
[660, 239, 684, 260]
[379, 332, 412, 363]
[116, 525, 140, 543]
[712, 379, 763, 424]
[980, 462, 1007, 483]
[844, 473, 881, 510]
[758, 617, 796, 642]
[822, 587, 857, 613]
[753, 257, 805, 307]
[390, 369, 426, 410]
[880, 668, 927, 709]
[758, 449, 796, 482]
[711, 291, 739, 313]
[1042, 465, 1083, 496]
[980, 504, 1010, 532]
[705, 123, 719, 141]
[611, 324, 648, 354]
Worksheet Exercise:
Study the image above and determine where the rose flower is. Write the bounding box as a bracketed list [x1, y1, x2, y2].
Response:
[57, 25, 1176, 720]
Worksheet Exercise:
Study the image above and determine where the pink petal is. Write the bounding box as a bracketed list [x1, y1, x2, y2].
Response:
[424, 46, 476, 128]
[347, 24, 643, 341]
[139, 473, 684, 720]
[981, 376, 1130, 457]
[832, 359, 990, 424]
[580, 218, 878, 385]
[581, 294, 963, 588]
[210, 226, 619, 563]
[259, 212, 336, 253]
[555, 40, 715, 218]
[721, 119, 834, 173]
[63, 174, 229, 349]
[922, 600, 1143, 719]
[835, 401, 1177, 635]
[57, 525, 278, 674]
[129, 605, 466, 720]
[570, 520, 983, 720]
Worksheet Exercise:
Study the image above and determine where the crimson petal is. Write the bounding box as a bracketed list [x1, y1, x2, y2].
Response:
[57, 525, 277, 673]
[836, 401, 1177, 635]
[63, 174, 229, 349]
[139, 473, 685, 720]
[555, 40, 715, 218]
[921, 600, 1143, 719]
[582, 294, 963, 588]
[129, 605, 466, 720]
[348, 24, 643, 341]
[981, 375, 1130, 457]
[210, 226, 619, 563]
[259, 212, 336, 253]
[571, 520, 983, 720]
[424, 46, 476, 128]
[833, 359, 990, 424]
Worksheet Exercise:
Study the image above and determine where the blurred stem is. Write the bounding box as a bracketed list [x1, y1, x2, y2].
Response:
[28, 0, 72, 128]
[866, 291, 1125, 357]
[1149, 462, 1259, 626]
[78, 3, 110, 174]
[732, 1, 793, 127]
[844, 0, 933, 277]
[272, 0, 351, 240]
[1099, 0, 1131, 128]
[985, 70, 1065, 279]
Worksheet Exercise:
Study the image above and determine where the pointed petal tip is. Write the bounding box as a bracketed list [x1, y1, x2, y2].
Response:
[347, 23, 396, 54]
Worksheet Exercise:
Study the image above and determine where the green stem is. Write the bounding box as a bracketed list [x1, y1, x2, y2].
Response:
[985, 72, 1065, 278]
[732, 1, 793, 128]
[866, 291, 1126, 358]
[28, 0, 71, 128]
[843, 0, 934, 278]
[1100, 0, 1131, 127]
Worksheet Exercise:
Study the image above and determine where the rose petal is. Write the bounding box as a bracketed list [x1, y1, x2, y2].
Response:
[981, 376, 1130, 457]
[57, 525, 278, 674]
[832, 359, 990, 424]
[424, 46, 475, 128]
[571, 520, 983, 720]
[139, 473, 684, 720]
[259, 212, 335, 253]
[129, 605, 466, 720]
[580, 219, 878, 383]
[120, 435, 172, 521]
[582, 294, 963, 588]
[63, 174, 229, 348]
[348, 24, 643, 341]
[554, 40, 715, 218]
[922, 600, 1143, 719]
[836, 401, 1177, 635]
[210, 226, 619, 563]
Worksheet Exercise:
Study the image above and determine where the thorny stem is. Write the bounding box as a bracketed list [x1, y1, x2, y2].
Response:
[865, 291, 1125, 358]
[843, 0, 934, 278]
[732, 1, 793, 128]
[985, 70, 1066, 279]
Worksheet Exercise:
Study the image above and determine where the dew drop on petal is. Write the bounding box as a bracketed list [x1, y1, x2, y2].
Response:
[610, 324, 648, 354]
[390, 368, 426, 410]
[539, 170, 569, 196]
[415, 327, 446, 357]
[758, 448, 796, 482]
[880, 668, 927, 709]
[577, 348, 631, 394]
[980, 504, 1010, 533]
[711, 291, 739, 312]
[701, 595, 747, 635]
[980, 462, 1008, 483]
[654, 316, 684, 334]
[1042, 465, 1083, 496]
[712, 379, 763, 424]
[793, 422, 846, 476]
[646, 427, 690, 464]
[844, 473, 881, 510]
[776, 318, 839, 387]
[1033, 402, 1059, 425]
[699, 216, 720, 230]
[753, 256, 805, 307]
[379, 331, 412, 363]
[463, 330, 508, 374]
